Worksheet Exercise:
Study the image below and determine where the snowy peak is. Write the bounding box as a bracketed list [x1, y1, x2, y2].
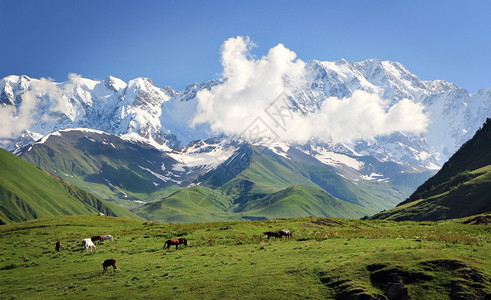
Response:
[169, 138, 239, 169]
[0, 75, 33, 106]
[125, 77, 170, 105]
[0, 74, 175, 151]
[175, 80, 222, 102]
[104, 76, 127, 95]
[293, 59, 489, 166]
[307, 58, 427, 102]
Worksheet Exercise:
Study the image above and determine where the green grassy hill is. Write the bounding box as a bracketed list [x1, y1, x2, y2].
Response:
[134, 186, 237, 223]
[203, 145, 415, 211]
[372, 119, 491, 221]
[135, 144, 428, 223]
[0, 148, 143, 224]
[134, 184, 375, 223]
[19, 130, 182, 209]
[0, 215, 489, 299]
[234, 184, 375, 219]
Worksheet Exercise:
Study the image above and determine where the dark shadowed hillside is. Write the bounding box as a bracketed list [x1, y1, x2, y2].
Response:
[371, 119, 491, 221]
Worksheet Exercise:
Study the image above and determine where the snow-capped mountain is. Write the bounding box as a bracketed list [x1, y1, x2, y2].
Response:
[0, 74, 175, 151]
[295, 59, 490, 167]
[1, 59, 490, 170]
[159, 59, 490, 168]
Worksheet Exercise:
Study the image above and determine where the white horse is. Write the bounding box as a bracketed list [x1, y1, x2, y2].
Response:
[279, 229, 292, 238]
[82, 238, 96, 252]
[102, 235, 113, 242]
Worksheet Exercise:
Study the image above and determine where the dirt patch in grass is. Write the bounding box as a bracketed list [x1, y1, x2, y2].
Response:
[0, 263, 18, 270]
[421, 259, 491, 300]
[320, 259, 490, 300]
[311, 218, 344, 227]
[367, 260, 491, 300]
[463, 215, 491, 225]
[319, 272, 385, 300]
[369, 265, 432, 300]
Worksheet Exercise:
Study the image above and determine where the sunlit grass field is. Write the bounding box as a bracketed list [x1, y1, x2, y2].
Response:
[0, 215, 489, 299]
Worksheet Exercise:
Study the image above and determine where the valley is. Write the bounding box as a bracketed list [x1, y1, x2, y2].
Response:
[17, 129, 433, 222]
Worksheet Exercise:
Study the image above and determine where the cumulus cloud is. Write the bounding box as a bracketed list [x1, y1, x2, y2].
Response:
[0, 78, 48, 139]
[283, 91, 428, 144]
[48, 73, 78, 115]
[191, 36, 305, 135]
[0, 105, 22, 139]
[191, 36, 428, 144]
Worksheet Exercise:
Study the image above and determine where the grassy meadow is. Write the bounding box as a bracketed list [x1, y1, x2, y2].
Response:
[0, 215, 489, 299]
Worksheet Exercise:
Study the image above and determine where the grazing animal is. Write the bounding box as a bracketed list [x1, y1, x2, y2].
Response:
[55, 241, 61, 252]
[102, 235, 113, 242]
[279, 229, 292, 238]
[98, 212, 105, 216]
[264, 231, 282, 239]
[102, 259, 117, 273]
[91, 235, 103, 243]
[163, 238, 188, 250]
[82, 238, 96, 252]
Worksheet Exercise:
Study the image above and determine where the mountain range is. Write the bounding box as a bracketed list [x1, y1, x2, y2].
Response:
[2, 59, 489, 167]
[17, 128, 434, 222]
[1, 58, 490, 222]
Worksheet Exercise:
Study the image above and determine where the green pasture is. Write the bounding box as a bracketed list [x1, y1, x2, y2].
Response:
[0, 215, 489, 299]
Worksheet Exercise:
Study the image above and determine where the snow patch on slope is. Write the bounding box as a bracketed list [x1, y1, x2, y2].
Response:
[309, 146, 364, 170]
[169, 139, 238, 169]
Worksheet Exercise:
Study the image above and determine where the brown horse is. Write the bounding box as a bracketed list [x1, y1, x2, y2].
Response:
[91, 235, 103, 243]
[164, 238, 188, 250]
[264, 231, 282, 239]
[102, 259, 117, 273]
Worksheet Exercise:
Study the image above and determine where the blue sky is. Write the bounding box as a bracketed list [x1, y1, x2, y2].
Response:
[0, 0, 489, 92]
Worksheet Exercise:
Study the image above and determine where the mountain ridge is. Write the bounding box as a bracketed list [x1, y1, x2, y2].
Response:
[2, 58, 489, 170]
[0, 147, 143, 224]
[18, 129, 433, 222]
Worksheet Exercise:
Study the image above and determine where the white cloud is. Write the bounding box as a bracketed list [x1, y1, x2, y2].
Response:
[191, 36, 428, 144]
[0, 75, 79, 139]
[191, 36, 305, 135]
[285, 91, 428, 144]
[0, 105, 21, 139]
[0, 78, 47, 139]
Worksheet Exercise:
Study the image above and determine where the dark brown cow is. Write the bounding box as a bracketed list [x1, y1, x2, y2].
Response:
[264, 231, 282, 239]
[91, 235, 103, 243]
[163, 238, 188, 250]
[102, 259, 117, 273]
